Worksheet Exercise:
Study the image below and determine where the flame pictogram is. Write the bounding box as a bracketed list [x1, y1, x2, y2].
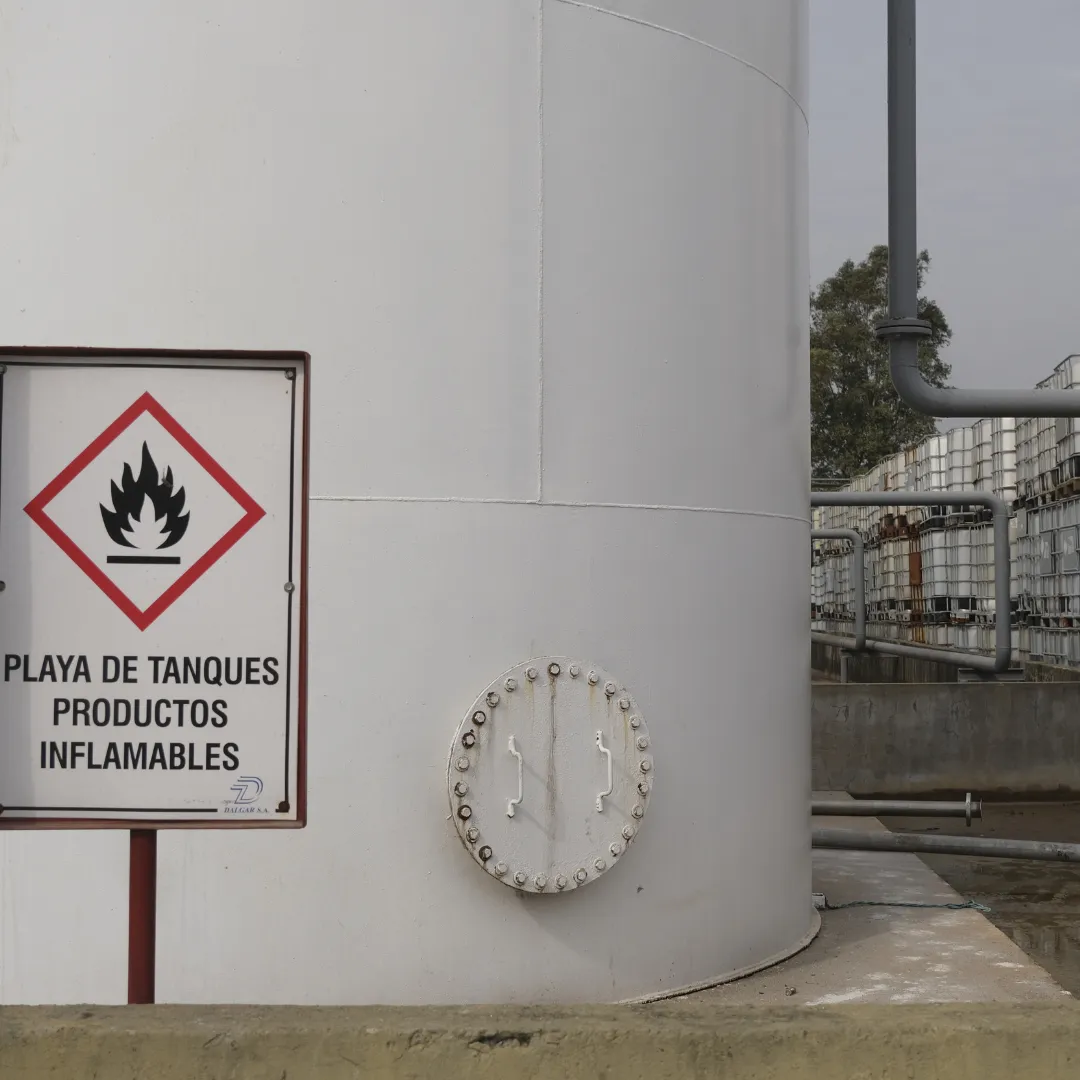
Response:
[101, 443, 189, 563]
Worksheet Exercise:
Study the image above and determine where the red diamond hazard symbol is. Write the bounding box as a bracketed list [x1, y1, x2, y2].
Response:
[24, 392, 265, 631]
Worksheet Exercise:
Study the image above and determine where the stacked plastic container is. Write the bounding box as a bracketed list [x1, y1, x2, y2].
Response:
[813, 420, 1019, 665]
[1050, 356, 1080, 478]
[991, 418, 1018, 504]
[1013, 355, 1080, 667]
[917, 434, 948, 491]
[973, 420, 993, 492]
[812, 352, 1080, 672]
[946, 426, 975, 491]
[810, 505, 860, 638]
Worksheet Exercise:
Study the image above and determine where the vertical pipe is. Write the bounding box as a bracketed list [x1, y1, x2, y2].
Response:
[886, 0, 918, 325]
[883, 0, 1080, 417]
[128, 829, 157, 1005]
[880, 0, 936, 413]
[993, 498, 1012, 671]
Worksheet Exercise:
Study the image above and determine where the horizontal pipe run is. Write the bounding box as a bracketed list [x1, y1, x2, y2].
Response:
[813, 827, 1080, 864]
[813, 798, 981, 821]
[811, 631, 997, 672]
[811, 529, 865, 651]
[810, 491, 1012, 674]
[892, 347, 1080, 418]
[884, 1, 1080, 418]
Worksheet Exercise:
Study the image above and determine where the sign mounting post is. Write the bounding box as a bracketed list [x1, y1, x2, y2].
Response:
[0, 348, 309, 1003]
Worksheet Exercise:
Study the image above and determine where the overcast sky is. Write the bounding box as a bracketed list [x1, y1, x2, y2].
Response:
[810, 0, 1080, 392]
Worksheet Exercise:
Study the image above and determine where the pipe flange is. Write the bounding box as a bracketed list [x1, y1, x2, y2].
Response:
[874, 316, 933, 341]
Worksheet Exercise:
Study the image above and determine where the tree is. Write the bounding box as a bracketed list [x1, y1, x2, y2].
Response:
[811, 244, 952, 482]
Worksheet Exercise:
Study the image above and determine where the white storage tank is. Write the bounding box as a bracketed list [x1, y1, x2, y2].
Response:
[0, 0, 811, 1004]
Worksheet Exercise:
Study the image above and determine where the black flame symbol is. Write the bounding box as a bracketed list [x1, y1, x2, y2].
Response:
[101, 442, 190, 550]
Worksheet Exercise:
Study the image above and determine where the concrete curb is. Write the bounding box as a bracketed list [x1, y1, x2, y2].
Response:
[3, 1003, 1080, 1079]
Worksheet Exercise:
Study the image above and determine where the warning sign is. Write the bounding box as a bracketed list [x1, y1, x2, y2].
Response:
[26, 391, 267, 630]
[0, 350, 308, 827]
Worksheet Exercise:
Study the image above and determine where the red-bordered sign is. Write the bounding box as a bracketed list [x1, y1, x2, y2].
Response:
[0, 348, 309, 831]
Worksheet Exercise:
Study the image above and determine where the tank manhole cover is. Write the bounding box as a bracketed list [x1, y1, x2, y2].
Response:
[447, 657, 653, 893]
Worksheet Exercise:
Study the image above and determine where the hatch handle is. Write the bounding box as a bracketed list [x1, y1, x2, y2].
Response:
[596, 730, 613, 812]
[507, 735, 524, 818]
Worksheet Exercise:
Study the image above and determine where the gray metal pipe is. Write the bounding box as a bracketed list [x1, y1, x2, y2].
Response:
[814, 826, 1080, 864]
[811, 528, 865, 650]
[810, 491, 1012, 674]
[810, 630, 997, 671]
[813, 795, 980, 825]
[882, 0, 1080, 417]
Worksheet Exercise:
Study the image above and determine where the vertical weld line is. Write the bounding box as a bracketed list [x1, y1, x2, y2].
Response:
[536, 0, 546, 503]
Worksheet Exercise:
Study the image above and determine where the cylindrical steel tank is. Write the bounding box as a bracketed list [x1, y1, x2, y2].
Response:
[0, 0, 811, 1004]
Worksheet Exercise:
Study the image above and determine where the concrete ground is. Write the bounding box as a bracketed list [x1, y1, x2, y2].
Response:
[700, 795, 1072, 1006]
[883, 801, 1080, 996]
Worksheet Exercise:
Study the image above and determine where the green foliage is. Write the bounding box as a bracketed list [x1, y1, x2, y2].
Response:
[811, 244, 952, 481]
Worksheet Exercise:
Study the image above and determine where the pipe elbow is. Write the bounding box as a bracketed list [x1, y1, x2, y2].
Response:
[888, 339, 948, 417]
[893, 371, 947, 416]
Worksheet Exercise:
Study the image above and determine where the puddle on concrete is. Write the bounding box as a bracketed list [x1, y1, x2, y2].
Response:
[882, 802, 1080, 997]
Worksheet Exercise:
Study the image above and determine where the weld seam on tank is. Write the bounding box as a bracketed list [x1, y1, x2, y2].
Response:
[551, 0, 808, 127]
[309, 494, 810, 524]
[536, 0, 546, 503]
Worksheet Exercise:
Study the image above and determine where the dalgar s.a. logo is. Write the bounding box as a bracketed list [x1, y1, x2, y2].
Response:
[225, 776, 269, 814]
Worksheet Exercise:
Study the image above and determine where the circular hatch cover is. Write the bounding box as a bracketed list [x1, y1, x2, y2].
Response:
[447, 657, 653, 893]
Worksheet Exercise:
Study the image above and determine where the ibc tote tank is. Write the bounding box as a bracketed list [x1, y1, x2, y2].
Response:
[0, 0, 811, 1004]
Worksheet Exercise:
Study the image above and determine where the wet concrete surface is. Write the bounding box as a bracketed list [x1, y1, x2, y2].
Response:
[883, 802, 1080, 997]
[703, 796, 1068, 1006]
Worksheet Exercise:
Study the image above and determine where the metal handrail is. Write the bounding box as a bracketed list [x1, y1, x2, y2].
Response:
[810, 491, 1012, 674]
[811, 528, 865, 651]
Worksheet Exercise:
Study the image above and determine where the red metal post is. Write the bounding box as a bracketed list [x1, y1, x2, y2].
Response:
[127, 829, 157, 1004]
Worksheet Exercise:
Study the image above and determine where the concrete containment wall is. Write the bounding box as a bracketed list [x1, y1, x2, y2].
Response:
[4, 1004, 1080, 1080]
[813, 683, 1080, 796]
[1024, 661, 1080, 683]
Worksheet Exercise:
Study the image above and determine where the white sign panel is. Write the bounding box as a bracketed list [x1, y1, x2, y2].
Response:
[0, 352, 307, 826]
